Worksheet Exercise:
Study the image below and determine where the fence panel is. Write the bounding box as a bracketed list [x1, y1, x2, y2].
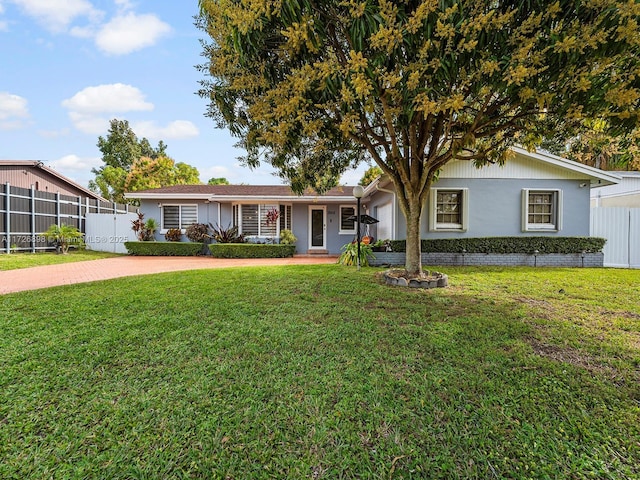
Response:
[1, 182, 131, 253]
[85, 213, 137, 254]
[630, 209, 640, 269]
[590, 207, 639, 269]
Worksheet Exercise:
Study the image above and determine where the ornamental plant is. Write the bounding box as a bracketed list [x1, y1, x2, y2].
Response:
[41, 224, 84, 254]
[185, 223, 210, 243]
[209, 223, 245, 243]
[164, 228, 182, 242]
[131, 212, 157, 241]
[279, 229, 297, 245]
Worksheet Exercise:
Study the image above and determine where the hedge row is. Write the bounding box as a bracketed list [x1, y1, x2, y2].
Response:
[209, 243, 296, 258]
[124, 241, 204, 256]
[388, 237, 606, 254]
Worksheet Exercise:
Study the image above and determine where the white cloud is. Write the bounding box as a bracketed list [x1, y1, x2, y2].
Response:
[38, 128, 71, 138]
[62, 83, 154, 114]
[95, 12, 171, 55]
[0, 92, 29, 129]
[67, 112, 109, 134]
[62, 83, 154, 134]
[133, 120, 199, 140]
[49, 154, 102, 172]
[9, 0, 103, 33]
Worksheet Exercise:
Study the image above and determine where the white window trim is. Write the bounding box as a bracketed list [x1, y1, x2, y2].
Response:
[279, 204, 293, 231]
[429, 188, 469, 232]
[160, 204, 198, 233]
[339, 204, 357, 235]
[233, 202, 281, 237]
[521, 189, 563, 232]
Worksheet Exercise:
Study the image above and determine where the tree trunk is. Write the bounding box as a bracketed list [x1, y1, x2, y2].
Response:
[404, 198, 423, 277]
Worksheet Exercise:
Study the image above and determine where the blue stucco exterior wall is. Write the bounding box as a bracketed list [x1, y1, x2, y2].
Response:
[136, 177, 591, 255]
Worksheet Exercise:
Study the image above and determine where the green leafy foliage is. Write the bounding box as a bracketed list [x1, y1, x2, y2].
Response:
[40, 224, 84, 254]
[131, 212, 157, 241]
[208, 243, 295, 258]
[210, 223, 245, 243]
[124, 241, 203, 256]
[389, 237, 607, 254]
[338, 241, 375, 266]
[207, 177, 230, 185]
[197, 0, 640, 275]
[279, 229, 297, 245]
[185, 223, 210, 243]
[164, 228, 182, 242]
[359, 166, 383, 186]
[90, 119, 200, 203]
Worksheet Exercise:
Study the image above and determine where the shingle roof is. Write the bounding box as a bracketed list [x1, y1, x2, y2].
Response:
[130, 184, 355, 197]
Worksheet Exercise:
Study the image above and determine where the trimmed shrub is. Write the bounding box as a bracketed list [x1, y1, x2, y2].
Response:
[164, 228, 182, 242]
[388, 237, 606, 254]
[186, 223, 209, 243]
[124, 241, 204, 256]
[209, 243, 295, 258]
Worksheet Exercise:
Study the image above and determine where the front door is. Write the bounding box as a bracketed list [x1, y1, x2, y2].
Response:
[308, 206, 326, 250]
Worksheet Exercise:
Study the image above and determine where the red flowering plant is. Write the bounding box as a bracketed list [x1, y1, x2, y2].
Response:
[265, 208, 279, 226]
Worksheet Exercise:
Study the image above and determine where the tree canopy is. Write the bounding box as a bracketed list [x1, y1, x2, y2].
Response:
[197, 0, 640, 275]
[542, 120, 640, 171]
[359, 166, 384, 186]
[90, 119, 200, 203]
[208, 177, 230, 185]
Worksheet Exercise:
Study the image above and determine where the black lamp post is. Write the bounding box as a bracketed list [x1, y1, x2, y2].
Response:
[353, 185, 364, 270]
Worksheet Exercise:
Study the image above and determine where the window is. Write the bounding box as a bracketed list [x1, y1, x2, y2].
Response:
[522, 189, 562, 231]
[339, 205, 356, 234]
[233, 204, 289, 236]
[429, 188, 468, 231]
[279, 204, 292, 231]
[162, 205, 197, 231]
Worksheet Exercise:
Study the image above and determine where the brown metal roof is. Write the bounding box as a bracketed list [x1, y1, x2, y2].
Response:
[130, 184, 355, 197]
[0, 160, 105, 200]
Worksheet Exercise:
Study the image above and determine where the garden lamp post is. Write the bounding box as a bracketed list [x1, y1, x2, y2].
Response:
[353, 185, 364, 270]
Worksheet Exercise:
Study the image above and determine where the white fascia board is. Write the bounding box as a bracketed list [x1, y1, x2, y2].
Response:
[209, 195, 356, 203]
[125, 193, 211, 200]
[126, 193, 357, 203]
[512, 146, 622, 186]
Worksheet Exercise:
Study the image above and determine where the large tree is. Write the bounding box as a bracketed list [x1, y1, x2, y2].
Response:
[197, 0, 640, 276]
[542, 119, 640, 171]
[89, 119, 200, 203]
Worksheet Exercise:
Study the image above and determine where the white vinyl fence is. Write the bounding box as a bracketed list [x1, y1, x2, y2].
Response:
[590, 207, 640, 269]
[85, 213, 137, 254]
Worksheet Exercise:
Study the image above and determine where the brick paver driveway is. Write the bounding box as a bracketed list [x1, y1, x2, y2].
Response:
[0, 255, 338, 294]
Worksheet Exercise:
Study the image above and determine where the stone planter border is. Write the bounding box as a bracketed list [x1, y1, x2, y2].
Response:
[382, 270, 449, 289]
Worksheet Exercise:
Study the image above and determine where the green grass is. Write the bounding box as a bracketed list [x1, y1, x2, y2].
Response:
[0, 250, 123, 271]
[1, 265, 639, 479]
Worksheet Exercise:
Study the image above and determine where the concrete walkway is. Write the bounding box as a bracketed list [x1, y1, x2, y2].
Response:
[0, 255, 338, 295]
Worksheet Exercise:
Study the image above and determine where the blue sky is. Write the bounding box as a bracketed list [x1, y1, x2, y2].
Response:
[0, 0, 366, 188]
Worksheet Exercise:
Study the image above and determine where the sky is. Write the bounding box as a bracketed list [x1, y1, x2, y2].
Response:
[0, 0, 367, 189]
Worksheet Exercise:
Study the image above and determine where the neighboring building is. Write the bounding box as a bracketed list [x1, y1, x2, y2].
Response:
[1, 160, 126, 253]
[129, 147, 620, 255]
[0, 160, 103, 200]
[590, 171, 640, 208]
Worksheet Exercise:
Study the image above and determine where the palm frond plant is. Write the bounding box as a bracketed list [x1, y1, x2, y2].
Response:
[41, 224, 84, 254]
[338, 241, 375, 267]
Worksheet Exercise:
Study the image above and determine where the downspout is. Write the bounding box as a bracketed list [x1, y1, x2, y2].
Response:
[375, 182, 397, 240]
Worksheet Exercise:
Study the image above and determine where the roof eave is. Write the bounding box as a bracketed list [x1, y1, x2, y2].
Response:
[127, 192, 359, 203]
[511, 146, 622, 186]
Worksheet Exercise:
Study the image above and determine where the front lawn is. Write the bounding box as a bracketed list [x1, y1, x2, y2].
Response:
[0, 250, 122, 271]
[0, 266, 638, 479]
